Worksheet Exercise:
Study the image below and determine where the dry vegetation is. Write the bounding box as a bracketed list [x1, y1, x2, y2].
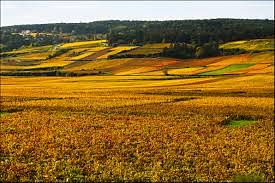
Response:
[219, 39, 274, 51]
[1, 73, 274, 182]
[117, 43, 170, 56]
[97, 46, 138, 59]
[60, 40, 107, 49]
[0, 39, 274, 182]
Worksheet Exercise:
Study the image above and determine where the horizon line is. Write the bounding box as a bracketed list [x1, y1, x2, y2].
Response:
[2, 18, 274, 27]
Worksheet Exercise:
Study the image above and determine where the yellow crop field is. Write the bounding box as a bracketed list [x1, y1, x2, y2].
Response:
[207, 54, 250, 66]
[197, 75, 274, 90]
[168, 67, 204, 75]
[1, 73, 274, 182]
[30, 60, 72, 68]
[219, 39, 274, 51]
[2, 45, 52, 55]
[70, 51, 95, 60]
[0, 58, 72, 71]
[230, 64, 270, 74]
[191, 65, 227, 75]
[16, 52, 50, 60]
[116, 66, 159, 75]
[248, 66, 274, 74]
[1, 64, 31, 71]
[171, 56, 227, 67]
[50, 49, 83, 61]
[207, 52, 274, 67]
[137, 70, 164, 76]
[116, 43, 170, 56]
[60, 40, 107, 49]
[140, 43, 171, 49]
[1, 39, 274, 182]
[15, 45, 52, 54]
[65, 58, 133, 71]
[70, 47, 109, 60]
[87, 46, 109, 52]
[65, 58, 182, 74]
[97, 46, 137, 59]
[248, 51, 274, 64]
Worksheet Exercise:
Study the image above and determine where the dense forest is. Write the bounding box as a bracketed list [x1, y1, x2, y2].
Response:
[1, 19, 274, 51]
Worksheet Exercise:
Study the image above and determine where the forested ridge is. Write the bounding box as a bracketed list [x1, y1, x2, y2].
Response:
[1, 19, 274, 51]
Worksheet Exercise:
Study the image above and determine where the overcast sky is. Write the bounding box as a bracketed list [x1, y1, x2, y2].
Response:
[1, 1, 274, 26]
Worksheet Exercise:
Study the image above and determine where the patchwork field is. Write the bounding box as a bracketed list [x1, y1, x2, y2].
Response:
[200, 64, 254, 75]
[1, 39, 273, 76]
[0, 38, 274, 182]
[56, 51, 272, 76]
[97, 46, 138, 59]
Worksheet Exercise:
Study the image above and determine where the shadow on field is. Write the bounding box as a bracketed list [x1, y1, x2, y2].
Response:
[171, 97, 197, 102]
[141, 90, 274, 98]
[0, 108, 23, 117]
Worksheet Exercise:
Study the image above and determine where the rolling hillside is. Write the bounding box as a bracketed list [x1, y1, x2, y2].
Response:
[1, 37, 274, 182]
[0, 39, 274, 77]
[219, 39, 274, 52]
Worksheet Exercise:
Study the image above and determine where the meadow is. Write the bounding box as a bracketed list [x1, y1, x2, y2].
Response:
[0, 39, 274, 182]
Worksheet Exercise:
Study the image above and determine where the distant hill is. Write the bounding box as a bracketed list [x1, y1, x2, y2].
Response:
[1, 19, 274, 51]
[0, 38, 273, 77]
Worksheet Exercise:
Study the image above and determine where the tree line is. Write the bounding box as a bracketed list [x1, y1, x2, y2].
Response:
[110, 42, 248, 60]
[1, 19, 274, 51]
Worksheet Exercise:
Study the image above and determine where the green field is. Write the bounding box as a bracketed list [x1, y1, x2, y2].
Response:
[226, 120, 257, 128]
[200, 64, 255, 75]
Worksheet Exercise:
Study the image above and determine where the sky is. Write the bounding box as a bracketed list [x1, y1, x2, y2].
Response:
[1, 1, 274, 26]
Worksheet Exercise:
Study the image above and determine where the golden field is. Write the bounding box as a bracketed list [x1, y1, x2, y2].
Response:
[219, 39, 274, 51]
[1, 72, 274, 182]
[60, 40, 107, 49]
[117, 43, 170, 56]
[0, 39, 274, 182]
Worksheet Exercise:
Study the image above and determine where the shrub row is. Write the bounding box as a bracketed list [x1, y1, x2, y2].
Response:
[0, 71, 103, 77]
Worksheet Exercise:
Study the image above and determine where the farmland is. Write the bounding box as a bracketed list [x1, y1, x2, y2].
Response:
[1, 39, 273, 75]
[219, 39, 274, 52]
[1, 73, 274, 182]
[0, 38, 274, 182]
[116, 43, 170, 57]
